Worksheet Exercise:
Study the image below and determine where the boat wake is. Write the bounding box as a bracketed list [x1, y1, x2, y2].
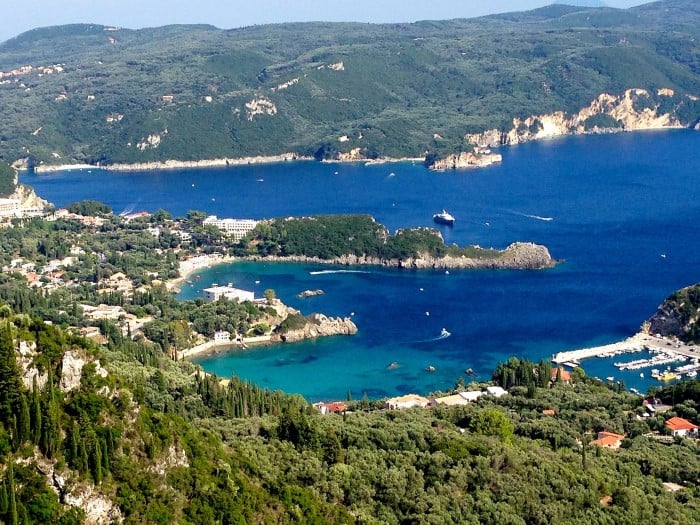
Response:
[309, 269, 371, 275]
[415, 329, 451, 343]
[513, 211, 554, 222]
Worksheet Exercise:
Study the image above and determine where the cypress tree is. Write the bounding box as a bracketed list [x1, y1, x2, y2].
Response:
[0, 324, 22, 427]
[17, 394, 30, 445]
[0, 479, 8, 514]
[7, 463, 18, 525]
[30, 377, 41, 445]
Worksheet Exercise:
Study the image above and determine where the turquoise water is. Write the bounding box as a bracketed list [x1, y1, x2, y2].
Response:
[23, 130, 700, 400]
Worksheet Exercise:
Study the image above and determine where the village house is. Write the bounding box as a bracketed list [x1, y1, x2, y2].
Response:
[385, 394, 429, 410]
[213, 330, 231, 343]
[665, 416, 699, 438]
[551, 367, 572, 383]
[313, 401, 348, 415]
[486, 385, 508, 397]
[591, 431, 626, 449]
[430, 391, 484, 407]
[80, 304, 127, 321]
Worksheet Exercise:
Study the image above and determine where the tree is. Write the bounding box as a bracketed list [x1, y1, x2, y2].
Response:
[263, 289, 276, 302]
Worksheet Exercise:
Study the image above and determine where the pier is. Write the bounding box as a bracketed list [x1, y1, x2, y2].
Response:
[552, 332, 699, 365]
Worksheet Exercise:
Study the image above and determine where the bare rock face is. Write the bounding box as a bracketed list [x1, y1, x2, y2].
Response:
[647, 284, 700, 342]
[60, 351, 109, 393]
[429, 151, 503, 171]
[465, 88, 688, 149]
[280, 314, 358, 343]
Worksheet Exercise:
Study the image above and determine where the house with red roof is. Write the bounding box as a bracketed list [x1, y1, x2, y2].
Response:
[551, 367, 571, 383]
[665, 416, 698, 438]
[313, 401, 348, 415]
[591, 431, 625, 449]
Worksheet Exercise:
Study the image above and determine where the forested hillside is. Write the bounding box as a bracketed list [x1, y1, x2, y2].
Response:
[0, 1, 699, 166]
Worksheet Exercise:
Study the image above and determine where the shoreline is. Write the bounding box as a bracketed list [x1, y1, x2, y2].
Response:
[30, 154, 426, 174]
[24, 125, 695, 175]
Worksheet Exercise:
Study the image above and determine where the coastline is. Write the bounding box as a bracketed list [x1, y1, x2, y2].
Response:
[24, 125, 694, 175]
[166, 254, 236, 292]
[30, 154, 425, 174]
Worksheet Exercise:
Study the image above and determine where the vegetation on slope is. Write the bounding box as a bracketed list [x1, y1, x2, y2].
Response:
[0, 2, 699, 166]
[246, 214, 500, 260]
[0, 204, 698, 523]
[0, 163, 15, 196]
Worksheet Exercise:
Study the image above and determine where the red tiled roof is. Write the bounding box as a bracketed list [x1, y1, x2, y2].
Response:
[323, 402, 347, 413]
[591, 431, 625, 447]
[665, 416, 698, 432]
[551, 368, 571, 382]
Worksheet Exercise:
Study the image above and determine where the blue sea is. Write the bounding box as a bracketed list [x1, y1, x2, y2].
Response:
[22, 130, 700, 401]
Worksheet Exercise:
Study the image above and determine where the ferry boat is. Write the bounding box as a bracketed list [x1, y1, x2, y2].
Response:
[433, 210, 455, 226]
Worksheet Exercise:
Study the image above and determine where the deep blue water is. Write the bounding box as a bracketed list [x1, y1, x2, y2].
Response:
[22, 130, 700, 400]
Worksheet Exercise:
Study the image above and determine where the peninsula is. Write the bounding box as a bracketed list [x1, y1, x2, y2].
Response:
[240, 215, 557, 270]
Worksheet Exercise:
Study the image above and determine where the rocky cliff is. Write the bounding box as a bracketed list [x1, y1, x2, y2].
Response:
[278, 313, 358, 343]
[429, 150, 503, 171]
[467, 88, 689, 149]
[647, 284, 700, 342]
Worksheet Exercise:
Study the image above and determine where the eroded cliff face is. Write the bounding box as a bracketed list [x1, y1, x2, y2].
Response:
[467, 88, 690, 149]
[647, 284, 700, 342]
[429, 151, 503, 171]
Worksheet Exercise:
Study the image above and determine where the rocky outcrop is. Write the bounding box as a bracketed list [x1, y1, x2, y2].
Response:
[429, 151, 503, 171]
[466, 88, 690, 149]
[297, 289, 324, 298]
[59, 350, 109, 393]
[246, 241, 557, 270]
[279, 313, 358, 343]
[647, 284, 700, 342]
[18, 340, 48, 391]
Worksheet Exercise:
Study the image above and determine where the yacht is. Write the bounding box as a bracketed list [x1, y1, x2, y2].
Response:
[433, 210, 455, 225]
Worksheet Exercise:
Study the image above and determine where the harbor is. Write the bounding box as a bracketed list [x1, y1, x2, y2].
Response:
[553, 332, 700, 384]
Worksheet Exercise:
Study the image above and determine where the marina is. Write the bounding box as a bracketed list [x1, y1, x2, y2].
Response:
[554, 332, 700, 383]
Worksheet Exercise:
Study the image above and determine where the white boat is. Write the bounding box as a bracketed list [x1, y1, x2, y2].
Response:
[440, 328, 451, 337]
[433, 209, 455, 225]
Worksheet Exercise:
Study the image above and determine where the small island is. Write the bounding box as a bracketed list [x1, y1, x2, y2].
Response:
[297, 289, 324, 298]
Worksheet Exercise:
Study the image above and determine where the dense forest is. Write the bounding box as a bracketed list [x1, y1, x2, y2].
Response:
[0, 1, 699, 165]
[246, 215, 501, 260]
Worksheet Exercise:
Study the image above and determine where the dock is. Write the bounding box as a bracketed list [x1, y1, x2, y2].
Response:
[552, 332, 699, 365]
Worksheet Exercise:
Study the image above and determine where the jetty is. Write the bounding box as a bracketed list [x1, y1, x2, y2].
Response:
[552, 332, 699, 365]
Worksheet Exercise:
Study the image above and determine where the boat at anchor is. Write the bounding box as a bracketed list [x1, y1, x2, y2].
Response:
[433, 209, 455, 225]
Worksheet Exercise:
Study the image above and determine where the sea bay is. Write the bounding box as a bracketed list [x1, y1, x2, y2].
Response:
[22, 130, 700, 400]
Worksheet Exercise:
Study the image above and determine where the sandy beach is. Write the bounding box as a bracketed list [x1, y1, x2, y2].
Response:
[166, 254, 236, 292]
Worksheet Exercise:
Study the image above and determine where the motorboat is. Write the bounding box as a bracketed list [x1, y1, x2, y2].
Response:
[433, 209, 455, 225]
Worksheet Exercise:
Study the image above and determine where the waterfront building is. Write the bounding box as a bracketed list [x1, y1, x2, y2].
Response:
[214, 331, 231, 343]
[203, 215, 258, 240]
[203, 284, 254, 302]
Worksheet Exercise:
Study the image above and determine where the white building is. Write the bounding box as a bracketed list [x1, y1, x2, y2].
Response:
[203, 216, 258, 240]
[203, 284, 254, 303]
[214, 330, 231, 343]
[430, 391, 484, 406]
[486, 386, 508, 398]
[0, 198, 20, 218]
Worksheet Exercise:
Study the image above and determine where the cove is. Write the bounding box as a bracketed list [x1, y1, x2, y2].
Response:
[23, 130, 700, 400]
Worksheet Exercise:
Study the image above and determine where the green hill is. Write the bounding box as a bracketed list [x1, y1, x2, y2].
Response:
[0, 1, 699, 166]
